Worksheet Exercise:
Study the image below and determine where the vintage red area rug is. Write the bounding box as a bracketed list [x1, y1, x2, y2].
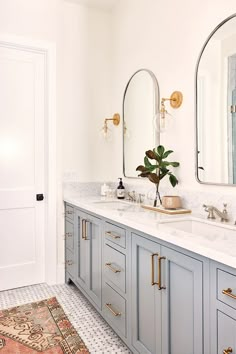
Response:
[0, 297, 89, 353]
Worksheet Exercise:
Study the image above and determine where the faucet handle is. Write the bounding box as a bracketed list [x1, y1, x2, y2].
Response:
[223, 203, 228, 213]
[137, 193, 145, 204]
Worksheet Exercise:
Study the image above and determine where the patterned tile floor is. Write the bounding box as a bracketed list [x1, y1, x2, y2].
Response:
[0, 282, 131, 353]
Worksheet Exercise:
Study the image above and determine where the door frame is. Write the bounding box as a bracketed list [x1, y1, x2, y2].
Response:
[0, 34, 57, 284]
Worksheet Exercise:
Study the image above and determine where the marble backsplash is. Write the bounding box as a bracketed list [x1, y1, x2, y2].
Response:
[63, 181, 236, 223]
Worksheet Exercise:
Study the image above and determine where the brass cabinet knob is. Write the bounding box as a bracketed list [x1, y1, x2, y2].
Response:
[223, 347, 233, 354]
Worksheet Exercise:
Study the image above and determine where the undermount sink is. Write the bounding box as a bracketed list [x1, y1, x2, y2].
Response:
[92, 200, 136, 211]
[160, 218, 236, 241]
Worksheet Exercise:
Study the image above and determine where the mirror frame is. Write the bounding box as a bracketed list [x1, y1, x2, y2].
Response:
[122, 68, 160, 178]
[195, 13, 236, 186]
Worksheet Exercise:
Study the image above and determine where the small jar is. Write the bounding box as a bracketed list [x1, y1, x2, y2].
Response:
[162, 196, 182, 209]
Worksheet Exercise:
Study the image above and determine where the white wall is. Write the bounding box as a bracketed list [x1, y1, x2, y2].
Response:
[109, 0, 236, 197]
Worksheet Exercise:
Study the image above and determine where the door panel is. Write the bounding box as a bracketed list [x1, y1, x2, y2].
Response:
[0, 44, 45, 290]
[88, 215, 102, 308]
[131, 233, 161, 354]
[161, 246, 203, 354]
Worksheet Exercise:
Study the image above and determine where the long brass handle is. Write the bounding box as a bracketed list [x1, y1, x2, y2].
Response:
[105, 231, 121, 239]
[66, 210, 73, 215]
[65, 260, 73, 266]
[105, 262, 121, 273]
[223, 347, 233, 354]
[82, 219, 85, 239]
[105, 303, 121, 317]
[158, 256, 166, 290]
[222, 288, 236, 300]
[151, 253, 159, 286]
[82, 219, 88, 240]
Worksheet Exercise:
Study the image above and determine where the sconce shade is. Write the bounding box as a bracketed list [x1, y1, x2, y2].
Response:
[101, 113, 120, 139]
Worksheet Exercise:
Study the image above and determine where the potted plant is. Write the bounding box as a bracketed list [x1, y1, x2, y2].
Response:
[136, 145, 180, 207]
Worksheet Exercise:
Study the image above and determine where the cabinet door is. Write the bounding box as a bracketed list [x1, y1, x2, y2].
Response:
[86, 213, 102, 308]
[65, 204, 75, 282]
[161, 246, 203, 354]
[75, 210, 102, 309]
[131, 233, 162, 354]
[217, 310, 236, 354]
[75, 210, 88, 289]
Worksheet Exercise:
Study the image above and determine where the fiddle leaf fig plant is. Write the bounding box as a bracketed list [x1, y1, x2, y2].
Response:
[136, 145, 180, 207]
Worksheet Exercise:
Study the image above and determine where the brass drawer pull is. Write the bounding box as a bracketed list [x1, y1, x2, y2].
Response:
[105, 231, 121, 239]
[223, 347, 233, 354]
[66, 260, 73, 266]
[158, 256, 166, 290]
[65, 232, 73, 237]
[151, 253, 159, 286]
[222, 288, 236, 300]
[105, 303, 121, 317]
[66, 210, 73, 215]
[105, 262, 121, 273]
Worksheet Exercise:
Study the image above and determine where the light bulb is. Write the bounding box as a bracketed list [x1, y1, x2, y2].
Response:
[158, 110, 173, 133]
[100, 122, 112, 141]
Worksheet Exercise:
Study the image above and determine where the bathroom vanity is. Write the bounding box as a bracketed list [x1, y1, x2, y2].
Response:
[64, 197, 236, 354]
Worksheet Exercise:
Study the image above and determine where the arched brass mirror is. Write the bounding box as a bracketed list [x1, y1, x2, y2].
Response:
[123, 69, 160, 178]
[196, 14, 236, 185]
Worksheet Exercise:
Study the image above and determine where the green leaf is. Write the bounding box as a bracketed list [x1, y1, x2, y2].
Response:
[159, 168, 169, 180]
[148, 173, 160, 184]
[145, 150, 157, 160]
[157, 145, 165, 157]
[144, 156, 152, 168]
[169, 174, 178, 187]
[152, 149, 160, 162]
[162, 150, 173, 159]
[159, 161, 170, 168]
[168, 162, 180, 168]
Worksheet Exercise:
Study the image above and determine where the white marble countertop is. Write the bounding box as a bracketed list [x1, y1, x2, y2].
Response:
[64, 193, 236, 269]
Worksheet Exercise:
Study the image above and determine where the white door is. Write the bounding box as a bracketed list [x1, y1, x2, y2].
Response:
[0, 44, 46, 291]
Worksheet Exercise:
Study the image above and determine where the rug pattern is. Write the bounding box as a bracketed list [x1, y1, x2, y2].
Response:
[0, 297, 89, 353]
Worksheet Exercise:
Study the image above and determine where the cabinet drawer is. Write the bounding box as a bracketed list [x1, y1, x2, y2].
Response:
[65, 248, 75, 278]
[65, 220, 74, 252]
[65, 204, 74, 221]
[104, 222, 126, 249]
[103, 283, 126, 337]
[217, 310, 236, 354]
[104, 244, 126, 293]
[217, 269, 236, 309]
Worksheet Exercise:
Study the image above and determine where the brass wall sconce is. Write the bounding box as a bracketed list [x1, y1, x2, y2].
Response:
[101, 113, 120, 139]
[160, 91, 183, 131]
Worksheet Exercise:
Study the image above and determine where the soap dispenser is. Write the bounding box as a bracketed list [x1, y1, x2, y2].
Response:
[117, 178, 125, 199]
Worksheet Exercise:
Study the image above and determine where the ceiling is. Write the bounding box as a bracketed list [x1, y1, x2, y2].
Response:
[65, 0, 118, 10]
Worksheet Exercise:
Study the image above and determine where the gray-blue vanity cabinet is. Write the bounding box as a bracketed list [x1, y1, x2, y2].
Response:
[210, 261, 236, 354]
[74, 208, 102, 309]
[132, 232, 203, 354]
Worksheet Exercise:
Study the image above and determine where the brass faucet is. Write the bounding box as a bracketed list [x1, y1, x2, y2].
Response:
[203, 203, 228, 222]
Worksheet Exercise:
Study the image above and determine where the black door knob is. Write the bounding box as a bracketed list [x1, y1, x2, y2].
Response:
[36, 194, 44, 201]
